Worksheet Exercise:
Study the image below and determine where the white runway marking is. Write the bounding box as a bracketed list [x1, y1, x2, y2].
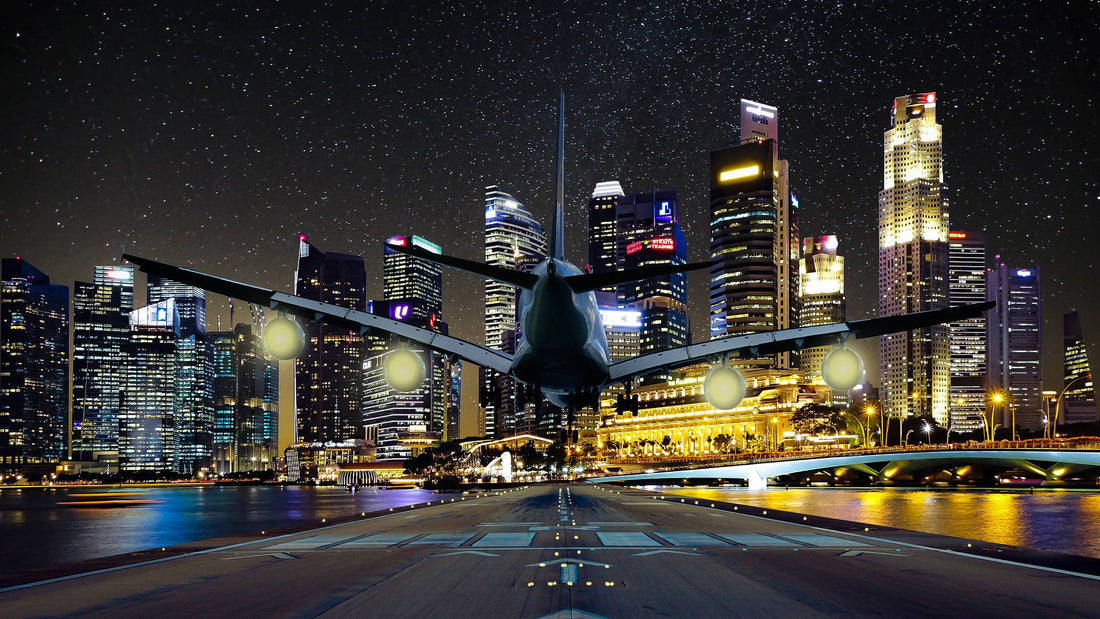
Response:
[473, 532, 536, 547]
[653, 532, 729, 546]
[595, 532, 661, 547]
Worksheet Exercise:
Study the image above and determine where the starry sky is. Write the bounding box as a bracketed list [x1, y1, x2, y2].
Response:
[3, 1, 1097, 442]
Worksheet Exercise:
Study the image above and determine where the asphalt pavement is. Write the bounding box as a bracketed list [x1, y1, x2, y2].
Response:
[2, 484, 1099, 618]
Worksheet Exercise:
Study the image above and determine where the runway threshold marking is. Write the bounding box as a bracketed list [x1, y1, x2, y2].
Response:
[595, 532, 661, 547]
[653, 532, 729, 546]
[473, 532, 537, 547]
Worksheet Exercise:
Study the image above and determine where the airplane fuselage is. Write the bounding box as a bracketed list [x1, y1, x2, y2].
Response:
[510, 258, 611, 407]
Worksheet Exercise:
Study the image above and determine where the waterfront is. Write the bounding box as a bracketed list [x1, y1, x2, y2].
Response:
[664, 486, 1100, 559]
[0, 485, 436, 575]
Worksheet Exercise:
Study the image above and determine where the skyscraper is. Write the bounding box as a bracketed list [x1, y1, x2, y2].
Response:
[878, 93, 950, 423]
[587, 180, 625, 295]
[147, 275, 206, 337]
[482, 186, 546, 438]
[211, 324, 279, 474]
[0, 258, 69, 464]
[363, 235, 453, 455]
[948, 231, 988, 430]
[119, 299, 179, 472]
[72, 265, 134, 462]
[987, 263, 1042, 431]
[294, 235, 367, 443]
[382, 235, 443, 324]
[798, 236, 845, 385]
[615, 189, 690, 354]
[709, 99, 799, 368]
[147, 275, 213, 474]
[1062, 311, 1097, 425]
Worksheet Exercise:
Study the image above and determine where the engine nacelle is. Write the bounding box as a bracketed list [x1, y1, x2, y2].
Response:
[384, 348, 426, 392]
[704, 364, 746, 411]
[821, 346, 864, 391]
[263, 316, 305, 360]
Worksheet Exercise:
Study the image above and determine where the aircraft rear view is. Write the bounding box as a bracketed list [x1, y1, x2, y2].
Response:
[123, 90, 994, 421]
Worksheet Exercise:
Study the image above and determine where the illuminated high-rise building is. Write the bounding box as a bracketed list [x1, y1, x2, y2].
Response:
[147, 275, 213, 474]
[709, 99, 799, 368]
[617, 189, 690, 354]
[119, 300, 179, 472]
[363, 235, 453, 455]
[798, 236, 845, 386]
[0, 258, 68, 465]
[211, 324, 279, 474]
[72, 265, 134, 462]
[382, 235, 443, 324]
[294, 235, 366, 442]
[587, 181, 625, 295]
[481, 186, 546, 438]
[1062, 311, 1097, 425]
[987, 262, 1042, 431]
[878, 92, 950, 423]
[947, 231, 987, 430]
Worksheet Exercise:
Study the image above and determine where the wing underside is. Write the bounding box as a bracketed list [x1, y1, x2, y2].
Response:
[607, 302, 994, 384]
[122, 254, 515, 375]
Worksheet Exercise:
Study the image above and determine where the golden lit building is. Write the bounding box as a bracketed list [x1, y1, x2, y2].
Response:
[597, 366, 824, 458]
[878, 92, 950, 424]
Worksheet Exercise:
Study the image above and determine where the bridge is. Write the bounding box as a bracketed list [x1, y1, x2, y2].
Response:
[595, 444, 1100, 490]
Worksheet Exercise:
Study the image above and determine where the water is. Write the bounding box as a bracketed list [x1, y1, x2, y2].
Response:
[0, 485, 437, 575]
[662, 486, 1100, 559]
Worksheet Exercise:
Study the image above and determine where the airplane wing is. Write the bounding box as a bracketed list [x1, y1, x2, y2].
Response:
[606, 302, 995, 383]
[122, 254, 515, 375]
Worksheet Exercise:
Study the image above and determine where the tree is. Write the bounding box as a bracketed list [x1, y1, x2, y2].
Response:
[546, 442, 567, 469]
[791, 403, 845, 436]
[662, 435, 672, 452]
[713, 433, 732, 453]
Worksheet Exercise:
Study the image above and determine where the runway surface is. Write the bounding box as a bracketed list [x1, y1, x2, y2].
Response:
[2, 484, 1099, 618]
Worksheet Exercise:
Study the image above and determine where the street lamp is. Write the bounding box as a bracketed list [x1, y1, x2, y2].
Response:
[844, 412, 868, 447]
[1052, 373, 1092, 439]
[990, 393, 1004, 442]
[922, 422, 932, 445]
[770, 417, 778, 451]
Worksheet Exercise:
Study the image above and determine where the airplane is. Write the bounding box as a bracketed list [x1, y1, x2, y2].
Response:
[123, 92, 993, 426]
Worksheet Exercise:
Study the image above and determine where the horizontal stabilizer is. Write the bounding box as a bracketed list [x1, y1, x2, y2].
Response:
[565, 261, 714, 294]
[384, 243, 537, 290]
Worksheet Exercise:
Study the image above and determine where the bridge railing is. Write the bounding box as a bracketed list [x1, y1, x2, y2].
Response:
[604, 437, 1100, 473]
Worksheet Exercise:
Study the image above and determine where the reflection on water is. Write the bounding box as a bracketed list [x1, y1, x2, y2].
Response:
[662, 487, 1100, 559]
[0, 485, 437, 575]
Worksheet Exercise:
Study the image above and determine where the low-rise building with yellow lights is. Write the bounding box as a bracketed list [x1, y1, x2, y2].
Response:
[597, 365, 826, 458]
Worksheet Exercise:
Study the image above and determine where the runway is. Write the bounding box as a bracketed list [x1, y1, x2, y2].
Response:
[2, 484, 1098, 617]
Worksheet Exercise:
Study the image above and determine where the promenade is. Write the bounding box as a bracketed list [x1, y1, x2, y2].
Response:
[2, 484, 1099, 617]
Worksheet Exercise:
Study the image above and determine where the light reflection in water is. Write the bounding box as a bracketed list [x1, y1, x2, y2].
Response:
[663, 487, 1100, 559]
[0, 485, 438, 575]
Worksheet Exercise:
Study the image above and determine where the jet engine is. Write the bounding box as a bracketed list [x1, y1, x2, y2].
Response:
[384, 348, 426, 392]
[704, 364, 747, 411]
[263, 315, 305, 360]
[821, 346, 864, 391]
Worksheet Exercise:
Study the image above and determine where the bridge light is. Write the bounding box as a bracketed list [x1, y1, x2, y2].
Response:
[704, 364, 746, 410]
[263, 315, 305, 360]
[821, 346, 864, 391]
[384, 347, 426, 391]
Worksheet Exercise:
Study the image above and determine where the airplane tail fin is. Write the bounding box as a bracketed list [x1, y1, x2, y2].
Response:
[549, 90, 566, 261]
[564, 260, 715, 294]
[384, 243, 537, 290]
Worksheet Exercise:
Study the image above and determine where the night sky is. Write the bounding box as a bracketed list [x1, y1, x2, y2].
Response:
[3, 2, 1097, 441]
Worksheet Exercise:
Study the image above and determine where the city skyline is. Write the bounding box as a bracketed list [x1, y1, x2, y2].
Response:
[2, 3, 1096, 440]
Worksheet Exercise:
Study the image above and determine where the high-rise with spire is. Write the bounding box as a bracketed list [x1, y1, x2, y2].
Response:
[878, 93, 951, 423]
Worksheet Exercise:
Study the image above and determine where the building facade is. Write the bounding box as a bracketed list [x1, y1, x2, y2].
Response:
[947, 231, 988, 430]
[294, 235, 367, 443]
[119, 300, 179, 472]
[1062, 310, 1097, 425]
[211, 324, 279, 474]
[798, 236, 845, 389]
[482, 186, 546, 438]
[878, 93, 951, 424]
[0, 258, 69, 465]
[987, 263, 1042, 432]
[71, 265, 134, 462]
